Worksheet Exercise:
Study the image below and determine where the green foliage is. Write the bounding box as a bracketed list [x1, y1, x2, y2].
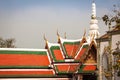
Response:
[113, 41, 120, 77]
[115, 58, 120, 71]
[0, 37, 15, 48]
[102, 3, 120, 29]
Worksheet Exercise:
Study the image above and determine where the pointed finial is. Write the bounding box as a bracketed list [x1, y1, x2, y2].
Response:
[43, 34, 48, 49]
[43, 34, 48, 43]
[64, 32, 67, 39]
[57, 29, 60, 37]
[83, 28, 86, 37]
[57, 29, 61, 43]
[92, 0, 95, 3]
[91, 0, 96, 19]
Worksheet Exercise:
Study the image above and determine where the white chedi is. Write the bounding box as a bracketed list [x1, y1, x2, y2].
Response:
[89, 1, 99, 39]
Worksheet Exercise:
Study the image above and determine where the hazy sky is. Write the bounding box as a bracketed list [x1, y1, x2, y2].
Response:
[0, 0, 119, 48]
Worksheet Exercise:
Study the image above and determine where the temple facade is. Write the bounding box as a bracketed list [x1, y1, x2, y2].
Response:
[97, 25, 120, 80]
[0, 32, 98, 80]
[0, 2, 98, 80]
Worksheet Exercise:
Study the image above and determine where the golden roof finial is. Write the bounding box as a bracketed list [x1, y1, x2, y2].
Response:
[57, 29, 61, 43]
[57, 29, 60, 38]
[64, 32, 67, 39]
[43, 34, 48, 44]
[83, 28, 86, 37]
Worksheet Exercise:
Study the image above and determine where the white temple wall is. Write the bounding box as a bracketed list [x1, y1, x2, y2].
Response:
[112, 34, 120, 80]
[99, 41, 108, 80]
[112, 35, 120, 50]
[100, 42, 108, 64]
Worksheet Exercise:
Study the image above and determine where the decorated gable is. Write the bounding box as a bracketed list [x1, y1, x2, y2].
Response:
[75, 43, 89, 62]
[78, 43, 97, 74]
[84, 45, 97, 64]
[47, 42, 80, 74]
[60, 37, 81, 58]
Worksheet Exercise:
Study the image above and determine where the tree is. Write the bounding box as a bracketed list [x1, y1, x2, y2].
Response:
[102, 4, 120, 30]
[0, 37, 15, 48]
[113, 41, 120, 76]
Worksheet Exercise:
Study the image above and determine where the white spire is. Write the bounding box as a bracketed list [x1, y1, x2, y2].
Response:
[92, 1, 96, 18]
[89, 1, 99, 39]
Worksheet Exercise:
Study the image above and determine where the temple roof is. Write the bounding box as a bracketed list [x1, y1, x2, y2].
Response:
[60, 37, 82, 59]
[97, 26, 120, 42]
[78, 65, 97, 73]
[112, 26, 120, 31]
[0, 35, 97, 77]
[0, 49, 51, 68]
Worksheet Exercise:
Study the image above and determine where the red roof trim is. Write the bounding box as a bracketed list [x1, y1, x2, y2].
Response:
[0, 54, 50, 67]
[0, 69, 54, 75]
[83, 65, 96, 71]
[54, 63, 79, 73]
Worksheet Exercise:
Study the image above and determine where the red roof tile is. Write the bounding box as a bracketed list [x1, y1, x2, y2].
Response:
[0, 69, 54, 77]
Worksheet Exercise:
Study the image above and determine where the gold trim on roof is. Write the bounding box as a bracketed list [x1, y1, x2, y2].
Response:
[83, 28, 86, 38]
[43, 34, 48, 49]
[57, 30, 60, 38]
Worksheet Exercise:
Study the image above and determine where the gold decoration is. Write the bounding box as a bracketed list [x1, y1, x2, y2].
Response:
[64, 32, 67, 39]
[83, 28, 86, 37]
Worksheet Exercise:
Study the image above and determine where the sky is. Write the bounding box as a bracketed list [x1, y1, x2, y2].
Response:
[0, 0, 119, 48]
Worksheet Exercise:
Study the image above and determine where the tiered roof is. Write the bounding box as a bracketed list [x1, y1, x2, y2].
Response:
[0, 34, 97, 78]
[0, 48, 55, 77]
[60, 37, 82, 59]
